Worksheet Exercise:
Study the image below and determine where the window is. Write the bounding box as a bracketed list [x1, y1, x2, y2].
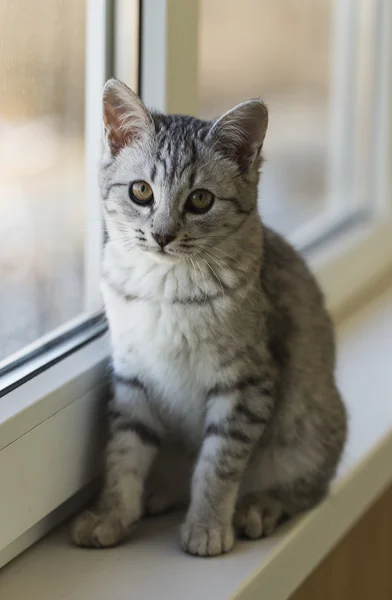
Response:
[0, 0, 87, 363]
[0, 0, 391, 569]
[199, 0, 389, 250]
[0, 0, 139, 387]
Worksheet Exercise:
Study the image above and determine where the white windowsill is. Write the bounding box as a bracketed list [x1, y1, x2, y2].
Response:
[1, 284, 392, 599]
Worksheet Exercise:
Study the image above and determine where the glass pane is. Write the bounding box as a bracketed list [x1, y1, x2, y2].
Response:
[199, 0, 360, 239]
[0, 0, 85, 362]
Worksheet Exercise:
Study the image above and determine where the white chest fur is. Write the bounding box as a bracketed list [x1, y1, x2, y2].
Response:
[100, 242, 249, 442]
[103, 281, 221, 441]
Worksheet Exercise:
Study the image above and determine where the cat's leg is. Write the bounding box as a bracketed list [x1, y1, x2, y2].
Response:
[72, 377, 162, 548]
[234, 385, 346, 540]
[234, 483, 327, 539]
[234, 492, 287, 539]
[181, 375, 275, 557]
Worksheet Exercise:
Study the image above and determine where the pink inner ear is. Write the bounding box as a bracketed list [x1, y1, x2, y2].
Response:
[102, 80, 154, 156]
[103, 101, 132, 155]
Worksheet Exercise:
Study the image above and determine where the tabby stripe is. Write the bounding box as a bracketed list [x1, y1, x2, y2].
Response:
[104, 207, 118, 216]
[207, 376, 263, 398]
[188, 170, 196, 189]
[205, 423, 253, 444]
[219, 196, 255, 215]
[235, 404, 268, 425]
[172, 290, 229, 305]
[198, 127, 209, 143]
[156, 149, 168, 178]
[215, 464, 241, 481]
[178, 158, 194, 179]
[225, 445, 251, 460]
[150, 163, 157, 183]
[114, 373, 145, 390]
[167, 144, 179, 186]
[103, 181, 128, 201]
[188, 140, 198, 188]
[108, 406, 123, 420]
[105, 274, 232, 306]
[260, 384, 274, 396]
[101, 159, 115, 172]
[115, 419, 162, 447]
[190, 137, 197, 157]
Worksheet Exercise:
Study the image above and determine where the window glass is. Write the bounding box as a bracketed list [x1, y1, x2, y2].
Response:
[199, 0, 375, 239]
[0, 0, 85, 361]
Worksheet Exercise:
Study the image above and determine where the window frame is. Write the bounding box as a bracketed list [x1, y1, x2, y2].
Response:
[305, 0, 392, 315]
[0, 0, 117, 565]
[0, 0, 391, 567]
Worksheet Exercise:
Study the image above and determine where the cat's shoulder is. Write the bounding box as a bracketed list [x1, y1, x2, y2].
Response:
[261, 224, 325, 306]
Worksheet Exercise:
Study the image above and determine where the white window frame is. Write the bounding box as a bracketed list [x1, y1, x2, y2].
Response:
[307, 0, 392, 315]
[0, 0, 391, 568]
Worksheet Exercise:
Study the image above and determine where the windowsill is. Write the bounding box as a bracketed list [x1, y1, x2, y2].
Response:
[1, 284, 392, 600]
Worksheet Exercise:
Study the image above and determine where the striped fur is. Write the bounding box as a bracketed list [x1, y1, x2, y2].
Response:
[71, 79, 347, 556]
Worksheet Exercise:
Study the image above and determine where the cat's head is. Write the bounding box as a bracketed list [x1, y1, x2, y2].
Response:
[100, 78, 268, 264]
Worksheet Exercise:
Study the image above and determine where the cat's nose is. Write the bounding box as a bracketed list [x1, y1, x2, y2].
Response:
[152, 233, 176, 248]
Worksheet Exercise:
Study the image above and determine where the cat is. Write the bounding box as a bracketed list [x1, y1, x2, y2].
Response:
[71, 78, 347, 557]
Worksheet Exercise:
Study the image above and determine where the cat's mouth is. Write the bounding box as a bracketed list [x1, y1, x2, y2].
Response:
[148, 246, 182, 263]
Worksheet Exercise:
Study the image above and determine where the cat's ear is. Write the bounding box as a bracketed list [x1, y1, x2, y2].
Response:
[102, 78, 154, 156]
[208, 100, 268, 171]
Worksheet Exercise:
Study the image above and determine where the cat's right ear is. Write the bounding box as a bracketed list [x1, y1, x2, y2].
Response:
[208, 99, 268, 172]
[102, 78, 154, 156]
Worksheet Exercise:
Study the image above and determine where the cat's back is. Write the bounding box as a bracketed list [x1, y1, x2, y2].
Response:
[261, 225, 335, 372]
[262, 226, 324, 305]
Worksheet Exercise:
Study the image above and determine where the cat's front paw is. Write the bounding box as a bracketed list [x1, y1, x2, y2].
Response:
[180, 519, 234, 557]
[71, 510, 129, 548]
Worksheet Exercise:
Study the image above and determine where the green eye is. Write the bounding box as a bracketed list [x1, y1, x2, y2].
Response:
[129, 180, 154, 205]
[187, 189, 214, 213]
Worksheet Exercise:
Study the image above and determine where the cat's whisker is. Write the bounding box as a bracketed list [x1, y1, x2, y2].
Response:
[106, 239, 139, 253]
[191, 253, 209, 305]
[193, 250, 225, 298]
[204, 244, 257, 265]
[187, 255, 199, 303]
[197, 243, 243, 267]
[194, 245, 239, 285]
[106, 236, 139, 243]
[186, 257, 206, 332]
[197, 247, 229, 274]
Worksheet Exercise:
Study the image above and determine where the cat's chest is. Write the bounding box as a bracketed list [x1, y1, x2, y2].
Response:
[106, 288, 214, 360]
[104, 283, 220, 432]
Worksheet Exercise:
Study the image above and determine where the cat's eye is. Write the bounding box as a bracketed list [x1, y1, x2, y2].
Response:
[186, 189, 214, 214]
[129, 181, 154, 205]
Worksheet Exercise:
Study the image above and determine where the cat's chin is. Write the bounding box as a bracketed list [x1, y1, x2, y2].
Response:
[148, 250, 182, 265]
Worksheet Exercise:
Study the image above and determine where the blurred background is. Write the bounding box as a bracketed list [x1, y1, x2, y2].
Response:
[199, 0, 332, 233]
[0, 0, 86, 360]
[0, 0, 366, 361]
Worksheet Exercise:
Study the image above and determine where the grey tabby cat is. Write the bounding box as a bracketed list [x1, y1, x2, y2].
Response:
[71, 79, 347, 556]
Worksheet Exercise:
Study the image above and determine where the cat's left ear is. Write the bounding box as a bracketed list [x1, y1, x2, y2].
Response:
[208, 100, 268, 171]
[102, 78, 154, 156]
